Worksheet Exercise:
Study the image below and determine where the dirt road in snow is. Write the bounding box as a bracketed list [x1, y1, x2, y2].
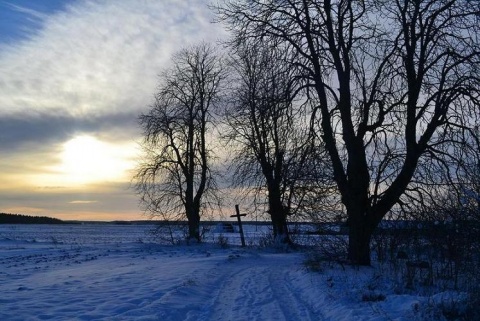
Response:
[157, 250, 324, 321]
[204, 255, 321, 321]
[1, 239, 325, 321]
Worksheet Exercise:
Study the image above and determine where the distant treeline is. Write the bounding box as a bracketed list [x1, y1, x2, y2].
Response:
[0, 213, 64, 224]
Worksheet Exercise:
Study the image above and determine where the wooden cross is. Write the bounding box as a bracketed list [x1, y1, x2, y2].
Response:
[230, 204, 247, 247]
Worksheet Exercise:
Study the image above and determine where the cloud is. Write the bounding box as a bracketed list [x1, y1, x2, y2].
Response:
[0, 0, 227, 169]
[0, 112, 139, 153]
[0, 0, 227, 118]
[0, 0, 227, 220]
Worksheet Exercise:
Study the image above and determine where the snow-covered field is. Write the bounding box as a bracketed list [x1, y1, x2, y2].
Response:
[0, 224, 470, 320]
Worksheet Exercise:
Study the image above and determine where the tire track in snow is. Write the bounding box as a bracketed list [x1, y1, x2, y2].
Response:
[199, 253, 322, 321]
[267, 267, 322, 321]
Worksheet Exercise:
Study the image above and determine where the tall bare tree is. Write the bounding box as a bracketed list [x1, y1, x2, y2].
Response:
[135, 43, 224, 241]
[224, 39, 315, 243]
[216, 0, 480, 264]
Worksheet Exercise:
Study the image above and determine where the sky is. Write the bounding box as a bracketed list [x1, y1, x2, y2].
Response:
[0, 0, 227, 221]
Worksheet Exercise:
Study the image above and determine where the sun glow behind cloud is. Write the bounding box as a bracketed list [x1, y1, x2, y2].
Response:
[0, 0, 227, 220]
[48, 135, 137, 186]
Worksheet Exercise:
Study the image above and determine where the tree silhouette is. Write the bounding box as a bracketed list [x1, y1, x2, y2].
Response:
[224, 39, 316, 243]
[217, 0, 480, 264]
[135, 44, 224, 242]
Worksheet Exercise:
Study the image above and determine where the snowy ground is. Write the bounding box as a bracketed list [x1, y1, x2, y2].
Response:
[0, 224, 468, 320]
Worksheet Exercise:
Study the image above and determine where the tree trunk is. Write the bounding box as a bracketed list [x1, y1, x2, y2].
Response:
[271, 211, 290, 244]
[268, 192, 291, 244]
[187, 216, 200, 242]
[185, 200, 201, 242]
[347, 208, 375, 265]
[348, 222, 372, 265]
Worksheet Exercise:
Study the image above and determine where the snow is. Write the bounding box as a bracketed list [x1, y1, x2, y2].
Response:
[0, 224, 466, 320]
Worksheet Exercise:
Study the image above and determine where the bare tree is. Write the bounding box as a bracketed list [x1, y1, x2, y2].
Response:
[224, 38, 328, 243]
[216, 0, 480, 264]
[135, 43, 224, 242]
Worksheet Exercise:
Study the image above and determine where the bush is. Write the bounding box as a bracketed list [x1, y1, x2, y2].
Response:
[303, 252, 324, 272]
[216, 234, 229, 248]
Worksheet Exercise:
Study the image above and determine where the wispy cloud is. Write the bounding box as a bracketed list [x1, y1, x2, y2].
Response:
[69, 200, 98, 204]
[4, 2, 49, 20]
[0, 0, 226, 119]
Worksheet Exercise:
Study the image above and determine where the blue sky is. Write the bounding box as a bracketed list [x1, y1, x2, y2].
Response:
[0, 0, 71, 45]
[0, 0, 227, 220]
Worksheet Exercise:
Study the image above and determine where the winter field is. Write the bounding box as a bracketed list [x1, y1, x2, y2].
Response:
[0, 224, 476, 321]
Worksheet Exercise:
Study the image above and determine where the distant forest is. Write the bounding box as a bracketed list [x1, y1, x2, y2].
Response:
[0, 213, 63, 224]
